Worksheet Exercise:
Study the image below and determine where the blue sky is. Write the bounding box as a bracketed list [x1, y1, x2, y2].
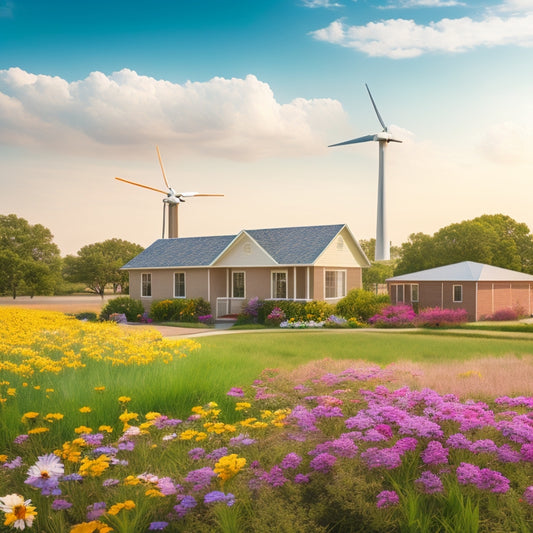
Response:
[1, 0, 532, 255]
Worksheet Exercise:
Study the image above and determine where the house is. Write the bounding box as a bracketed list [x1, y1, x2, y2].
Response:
[122, 224, 371, 317]
[387, 261, 533, 321]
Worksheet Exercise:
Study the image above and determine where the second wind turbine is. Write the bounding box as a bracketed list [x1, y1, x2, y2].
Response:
[329, 84, 402, 262]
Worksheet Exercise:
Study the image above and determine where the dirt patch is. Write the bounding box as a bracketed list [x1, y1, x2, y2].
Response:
[0, 295, 113, 314]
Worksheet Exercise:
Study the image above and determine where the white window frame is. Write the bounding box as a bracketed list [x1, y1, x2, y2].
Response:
[453, 284, 463, 303]
[324, 269, 347, 299]
[410, 284, 419, 303]
[271, 270, 288, 299]
[232, 271, 246, 298]
[174, 272, 186, 298]
[141, 273, 152, 298]
[396, 284, 404, 303]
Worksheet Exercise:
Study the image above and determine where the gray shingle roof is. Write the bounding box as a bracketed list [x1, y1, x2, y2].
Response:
[387, 261, 533, 282]
[121, 235, 235, 269]
[122, 224, 346, 269]
[246, 224, 344, 264]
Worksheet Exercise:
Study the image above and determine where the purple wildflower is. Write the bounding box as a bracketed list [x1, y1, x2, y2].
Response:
[497, 444, 522, 463]
[204, 491, 235, 506]
[86, 502, 106, 521]
[62, 473, 83, 482]
[2, 456, 22, 469]
[227, 387, 245, 397]
[309, 452, 337, 474]
[14, 434, 29, 444]
[294, 473, 310, 484]
[118, 440, 135, 451]
[421, 441, 449, 465]
[416, 471, 444, 494]
[149, 522, 169, 530]
[206, 447, 229, 461]
[188, 447, 205, 460]
[229, 434, 256, 447]
[280, 453, 302, 470]
[102, 478, 120, 487]
[521, 443, 533, 462]
[470, 439, 498, 454]
[153, 416, 182, 429]
[51, 499, 72, 511]
[185, 467, 217, 491]
[361, 447, 402, 470]
[82, 433, 104, 446]
[158, 477, 179, 496]
[174, 495, 197, 518]
[523, 486, 533, 505]
[261, 465, 288, 487]
[446, 433, 471, 450]
[376, 490, 400, 508]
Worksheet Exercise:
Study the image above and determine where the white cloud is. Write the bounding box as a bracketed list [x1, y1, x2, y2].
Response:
[0, 68, 348, 160]
[383, 0, 466, 8]
[311, 12, 533, 57]
[495, 0, 533, 13]
[301, 0, 344, 8]
[479, 121, 533, 165]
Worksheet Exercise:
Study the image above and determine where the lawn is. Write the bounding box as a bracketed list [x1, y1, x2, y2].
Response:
[1, 308, 533, 532]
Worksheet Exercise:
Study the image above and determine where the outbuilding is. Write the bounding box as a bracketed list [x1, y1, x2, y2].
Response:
[386, 261, 533, 321]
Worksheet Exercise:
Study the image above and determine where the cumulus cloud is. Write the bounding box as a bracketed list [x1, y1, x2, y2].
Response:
[0, 68, 347, 160]
[479, 121, 533, 165]
[494, 0, 533, 13]
[382, 0, 466, 8]
[311, 11, 533, 57]
[301, 0, 344, 7]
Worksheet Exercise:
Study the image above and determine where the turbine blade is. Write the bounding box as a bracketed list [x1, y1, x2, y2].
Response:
[329, 134, 375, 147]
[115, 177, 167, 195]
[156, 146, 170, 189]
[365, 84, 387, 131]
[180, 193, 224, 197]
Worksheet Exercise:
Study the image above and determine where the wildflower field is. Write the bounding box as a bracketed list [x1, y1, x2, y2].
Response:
[1, 308, 533, 532]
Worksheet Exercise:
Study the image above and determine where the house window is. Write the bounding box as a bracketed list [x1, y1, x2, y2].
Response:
[453, 284, 463, 303]
[271, 271, 287, 299]
[410, 284, 419, 302]
[174, 272, 185, 298]
[141, 273, 151, 297]
[397, 284, 404, 303]
[233, 272, 245, 298]
[325, 270, 346, 299]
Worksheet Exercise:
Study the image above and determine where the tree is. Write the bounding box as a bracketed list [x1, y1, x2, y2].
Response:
[63, 239, 144, 296]
[0, 214, 61, 298]
[394, 214, 533, 276]
[359, 238, 400, 291]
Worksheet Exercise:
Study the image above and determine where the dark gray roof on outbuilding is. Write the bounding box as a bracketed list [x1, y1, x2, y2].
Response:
[121, 235, 235, 269]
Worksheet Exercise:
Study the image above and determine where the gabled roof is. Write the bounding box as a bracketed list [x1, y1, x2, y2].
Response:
[387, 261, 533, 282]
[121, 235, 235, 269]
[122, 224, 364, 269]
[245, 224, 345, 265]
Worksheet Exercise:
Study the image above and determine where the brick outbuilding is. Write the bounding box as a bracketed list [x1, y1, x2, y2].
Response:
[387, 261, 533, 321]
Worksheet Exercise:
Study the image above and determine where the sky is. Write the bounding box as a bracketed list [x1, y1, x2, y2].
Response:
[1, 0, 532, 256]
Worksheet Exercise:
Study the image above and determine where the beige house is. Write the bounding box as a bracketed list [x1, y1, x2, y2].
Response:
[387, 261, 533, 321]
[122, 224, 370, 317]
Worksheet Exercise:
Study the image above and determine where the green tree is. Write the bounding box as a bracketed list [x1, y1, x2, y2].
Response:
[0, 214, 61, 298]
[63, 239, 143, 296]
[359, 238, 399, 291]
[395, 214, 533, 276]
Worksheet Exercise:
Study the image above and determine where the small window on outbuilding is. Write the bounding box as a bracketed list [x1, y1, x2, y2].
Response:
[174, 272, 185, 298]
[410, 284, 419, 302]
[141, 273, 152, 298]
[397, 284, 404, 303]
[453, 284, 463, 303]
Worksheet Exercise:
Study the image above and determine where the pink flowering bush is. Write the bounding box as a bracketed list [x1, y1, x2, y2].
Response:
[368, 304, 417, 328]
[483, 305, 526, 321]
[416, 307, 469, 327]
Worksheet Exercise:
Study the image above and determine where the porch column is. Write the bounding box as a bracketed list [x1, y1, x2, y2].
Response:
[207, 269, 211, 305]
[293, 267, 297, 300]
[306, 267, 310, 300]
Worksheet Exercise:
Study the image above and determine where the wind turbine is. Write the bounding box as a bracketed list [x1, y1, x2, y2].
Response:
[329, 84, 402, 261]
[115, 146, 223, 239]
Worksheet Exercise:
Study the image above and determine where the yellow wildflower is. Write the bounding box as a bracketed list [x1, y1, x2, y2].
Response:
[79, 406, 92, 413]
[74, 426, 93, 434]
[98, 425, 113, 433]
[108, 500, 135, 515]
[214, 454, 246, 482]
[21, 412, 39, 423]
[79, 455, 110, 477]
[0, 454, 7, 462]
[145, 412, 161, 420]
[235, 402, 251, 411]
[28, 427, 49, 434]
[124, 475, 141, 486]
[45, 413, 64, 422]
[70, 520, 112, 533]
[118, 396, 131, 404]
[145, 488, 164, 498]
[94, 386, 106, 392]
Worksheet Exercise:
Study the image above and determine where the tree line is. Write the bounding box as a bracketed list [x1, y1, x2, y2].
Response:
[1, 213, 533, 298]
[0, 214, 143, 298]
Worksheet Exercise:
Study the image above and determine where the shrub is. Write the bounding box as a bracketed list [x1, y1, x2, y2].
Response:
[149, 298, 211, 323]
[335, 289, 389, 322]
[303, 300, 336, 322]
[73, 311, 98, 322]
[368, 304, 417, 328]
[265, 307, 286, 327]
[483, 305, 526, 322]
[100, 297, 145, 322]
[416, 307, 469, 327]
[257, 300, 306, 325]
[323, 315, 348, 328]
[198, 314, 214, 325]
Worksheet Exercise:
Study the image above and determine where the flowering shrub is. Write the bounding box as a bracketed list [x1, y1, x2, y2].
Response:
[100, 297, 145, 322]
[368, 304, 417, 328]
[483, 306, 526, 321]
[149, 298, 211, 323]
[265, 307, 286, 327]
[416, 307, 469, 327]
[280, 319, 325, 329]
[108, 313, 127, 324]
[236, 297, 263, 324]
[197, 315, 214, 325]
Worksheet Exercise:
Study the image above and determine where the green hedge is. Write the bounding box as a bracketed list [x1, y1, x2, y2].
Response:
[99, 297, 145, 322]
[149, 298, 211, 323]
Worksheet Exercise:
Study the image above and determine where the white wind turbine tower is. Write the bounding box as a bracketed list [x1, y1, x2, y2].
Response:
[329, 84, 402, 261]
